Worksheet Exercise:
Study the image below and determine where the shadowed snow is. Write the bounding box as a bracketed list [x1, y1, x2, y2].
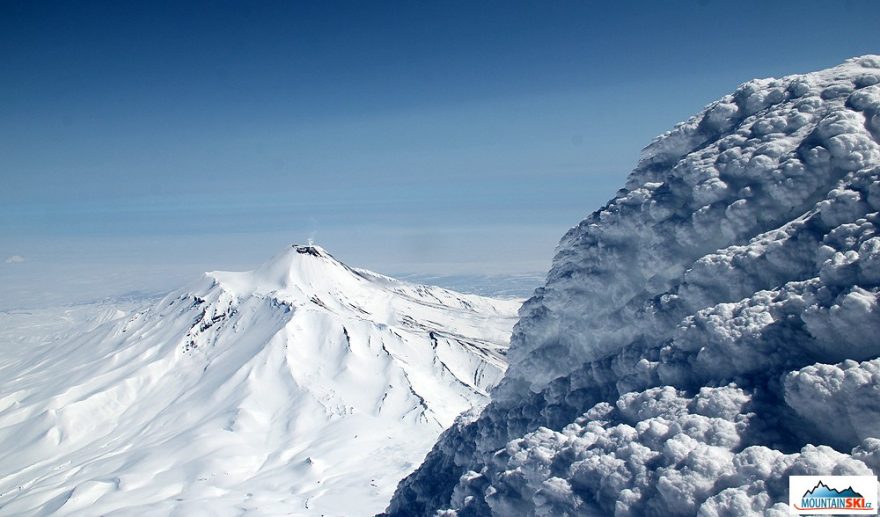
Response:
[386, 56, 880, 517]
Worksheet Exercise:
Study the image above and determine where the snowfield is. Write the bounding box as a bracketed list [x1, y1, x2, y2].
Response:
[386, 56, 880, 516]
[0, 245, 520, 516]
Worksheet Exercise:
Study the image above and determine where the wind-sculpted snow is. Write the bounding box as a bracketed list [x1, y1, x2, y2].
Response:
[442, 386, 873, 517]
[386, 56, 880, 516]
[0, 245, 519, 516]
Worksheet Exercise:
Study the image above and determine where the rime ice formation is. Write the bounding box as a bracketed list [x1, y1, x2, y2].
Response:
[386, 56, 880, 516]
[0, 245, 519, 516]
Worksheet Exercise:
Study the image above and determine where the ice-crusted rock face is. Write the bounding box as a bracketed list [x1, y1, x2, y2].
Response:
[0, 245, 519, 516]
[386, 56, 880, 516]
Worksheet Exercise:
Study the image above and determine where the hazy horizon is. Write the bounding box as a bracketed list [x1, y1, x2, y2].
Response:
[3, 0, 879, 309]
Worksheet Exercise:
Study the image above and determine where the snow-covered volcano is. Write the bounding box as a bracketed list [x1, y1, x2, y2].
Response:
[0, 245, 520, 516]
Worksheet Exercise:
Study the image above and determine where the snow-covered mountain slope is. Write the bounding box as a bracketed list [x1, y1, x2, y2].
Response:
[386, 56, 880, 516]
[0, 245, 520, 516]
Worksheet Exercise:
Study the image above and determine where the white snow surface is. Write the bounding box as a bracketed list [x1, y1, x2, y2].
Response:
[385, 56, 880, 516]
[0, 245, 520, 516]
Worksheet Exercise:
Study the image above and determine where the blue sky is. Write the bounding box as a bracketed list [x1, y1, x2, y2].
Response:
[2, 0, 879, 307]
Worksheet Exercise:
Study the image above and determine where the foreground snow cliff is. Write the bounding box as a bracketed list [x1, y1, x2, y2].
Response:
[386, 56, 880, 516]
